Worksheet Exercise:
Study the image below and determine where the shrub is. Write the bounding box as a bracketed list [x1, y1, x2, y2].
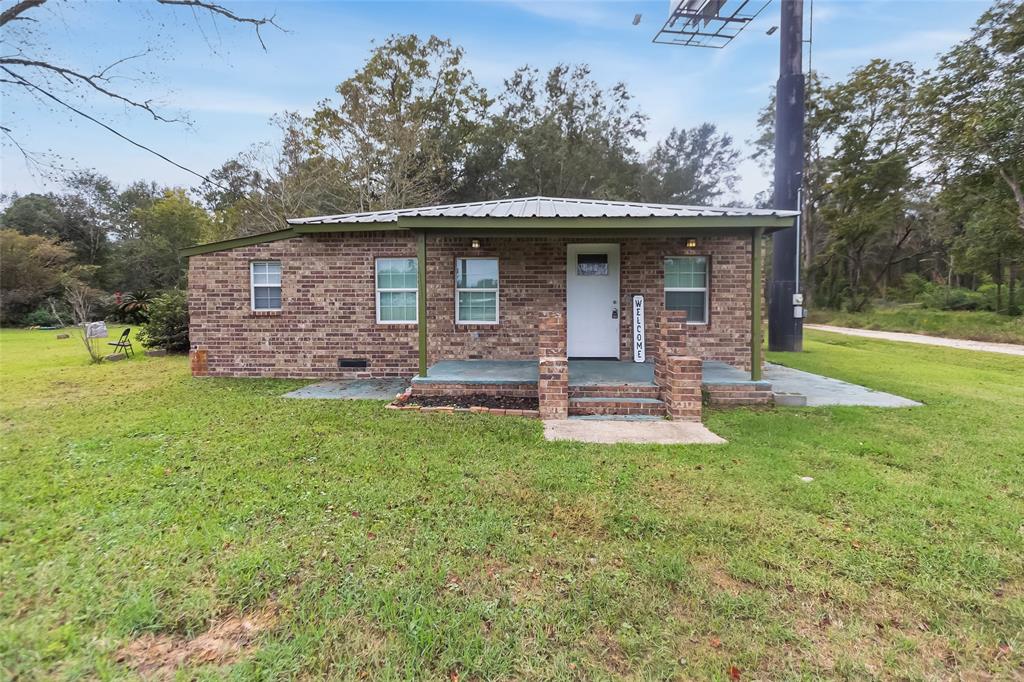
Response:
[895, 273, 929, 302]
[137, 290, 189, 352]
[916, 284, 985, 311]
[115, 290, 154, 324]
[22, 307, 61, 327]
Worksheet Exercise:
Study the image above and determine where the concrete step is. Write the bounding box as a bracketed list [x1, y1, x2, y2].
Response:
[568, 414, 665, 421]
[568, 396, 667, 417]
[569, 383, 660, 400]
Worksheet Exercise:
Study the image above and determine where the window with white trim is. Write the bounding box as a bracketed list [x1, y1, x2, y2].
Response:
[664, 256, 708, 323]
[376, 257, 418, 323]
[456, 257, 498, 324]
[250, 261, 282, 311]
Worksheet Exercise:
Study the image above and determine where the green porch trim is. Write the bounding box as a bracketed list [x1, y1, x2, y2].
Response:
[416, 231, 428, 377]
[398, 215, 795, 231]
[750, 227, 765, 381]
[180, 228, 298, 257]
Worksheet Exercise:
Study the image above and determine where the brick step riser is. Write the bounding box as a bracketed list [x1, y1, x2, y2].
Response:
[568, 401, 667, 417]
[569, 386, 661, 400]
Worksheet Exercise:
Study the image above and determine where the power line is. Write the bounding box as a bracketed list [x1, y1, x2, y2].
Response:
[2, 66, 226, 189]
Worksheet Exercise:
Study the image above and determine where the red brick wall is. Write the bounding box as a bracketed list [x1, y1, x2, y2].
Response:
[188, 231, 758, 378]
[188, 232, 420, 378]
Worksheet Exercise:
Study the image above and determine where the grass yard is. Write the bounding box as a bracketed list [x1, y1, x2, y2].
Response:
[808, 307, 1024, 345]
[1, 328, 1023, 680]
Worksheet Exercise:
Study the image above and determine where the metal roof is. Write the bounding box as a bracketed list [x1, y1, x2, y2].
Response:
[286, 196, 798, 225]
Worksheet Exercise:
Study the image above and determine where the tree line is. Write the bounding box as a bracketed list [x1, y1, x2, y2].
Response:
[2, 0, 1021, 330]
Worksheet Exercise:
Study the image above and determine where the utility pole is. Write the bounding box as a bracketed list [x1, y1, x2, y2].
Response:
[768, 0, 805, 352]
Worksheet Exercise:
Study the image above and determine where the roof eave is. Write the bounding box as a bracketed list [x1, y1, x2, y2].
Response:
[396, 215, 797, 231]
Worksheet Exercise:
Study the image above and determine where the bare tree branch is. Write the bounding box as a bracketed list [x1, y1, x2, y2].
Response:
[155, 0, 284, 50]
[1, 66, 224, 188]
[0, 57, 178, 122]
[0, 0, 46, 28]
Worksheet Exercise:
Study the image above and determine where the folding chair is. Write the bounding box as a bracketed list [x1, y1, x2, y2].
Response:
[108, 328, 135, 357]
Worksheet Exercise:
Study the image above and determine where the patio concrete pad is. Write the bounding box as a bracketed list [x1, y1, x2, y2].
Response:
[763, 364, 921, 407]
[543, 419, 726, 445]
[283, 379, 408, 400]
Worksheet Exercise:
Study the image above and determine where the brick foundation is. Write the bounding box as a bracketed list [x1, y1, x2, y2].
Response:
[410, 382, 536, 398]
[704, 383, 774, 406]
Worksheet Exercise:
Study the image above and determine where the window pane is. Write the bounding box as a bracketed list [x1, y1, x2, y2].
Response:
[456, 258, 498, 289]
[665, 291, 706, 323]
[252, 262, 281, 286]
[254, 286, 281, 310]
[376, 258, 417, 289]
[265, 262, 281, 285]
[665, 256, 707, 289]
[458, 291, 497, 322]
[577, 253, 608, 276]
[379, 291, 417, 322]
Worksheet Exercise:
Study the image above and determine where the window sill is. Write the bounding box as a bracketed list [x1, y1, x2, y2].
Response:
[250, 310, 283, 317]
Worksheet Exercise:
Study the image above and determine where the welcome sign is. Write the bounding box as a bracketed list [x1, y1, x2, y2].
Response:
[632, 294, 645, 362]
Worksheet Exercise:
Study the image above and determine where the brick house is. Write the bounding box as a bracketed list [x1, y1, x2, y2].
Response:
[185, 197, 797, 420]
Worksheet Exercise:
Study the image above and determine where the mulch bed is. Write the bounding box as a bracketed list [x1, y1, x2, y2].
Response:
[404, 393, 539, 410]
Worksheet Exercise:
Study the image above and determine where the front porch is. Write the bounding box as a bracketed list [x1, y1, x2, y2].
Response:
[410, 357, 774, 419]
[412, 358, 770, 389]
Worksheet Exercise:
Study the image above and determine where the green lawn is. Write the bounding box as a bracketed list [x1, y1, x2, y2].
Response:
[1, 328, 1022, 679]
[808, 307, 1024, 345]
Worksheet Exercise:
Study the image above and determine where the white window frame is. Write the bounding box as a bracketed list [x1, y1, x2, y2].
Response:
[664, 256, 709, 325]
[455, 257, 499, 325]
[375, 257, 418, 325]
[250, 260, 282, 312]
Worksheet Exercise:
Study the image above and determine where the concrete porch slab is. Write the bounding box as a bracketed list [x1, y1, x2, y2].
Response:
[283, 379, 409, 400]
[543, 418, 727, 445]
[763, 364, 921, 408]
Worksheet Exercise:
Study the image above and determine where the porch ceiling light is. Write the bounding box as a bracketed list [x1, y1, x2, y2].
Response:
[686, 238, 698, 249]
[471, 239, 480, 249]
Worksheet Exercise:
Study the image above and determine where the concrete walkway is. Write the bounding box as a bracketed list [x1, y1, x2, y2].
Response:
[543, 419, 726, 445]
[807, 324, 1024, 357]
[764, 364, 921, 407]
[283, 379, 409, 400]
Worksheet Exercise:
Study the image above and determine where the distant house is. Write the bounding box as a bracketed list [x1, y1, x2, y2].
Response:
[183, 196, 797, 419]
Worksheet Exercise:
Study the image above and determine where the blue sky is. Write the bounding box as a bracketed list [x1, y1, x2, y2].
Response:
[1, 0, 986, 204]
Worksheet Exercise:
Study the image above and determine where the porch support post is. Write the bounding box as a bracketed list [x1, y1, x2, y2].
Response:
[417, 230, 428, 377]
[751, 227, 764, 381]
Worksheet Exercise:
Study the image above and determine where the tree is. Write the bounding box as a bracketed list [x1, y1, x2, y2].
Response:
[0, 228, 75, 323]
[305, 34, 490, 211]
[639, 124, 739, 205]
[478, 64, 647, 199]
[63, 274, 106, 363]
[921, 0, 1024, 236]
[815, 60, 924, 310]
[0, 193, 63, 236]
[123, 190, 211, 290]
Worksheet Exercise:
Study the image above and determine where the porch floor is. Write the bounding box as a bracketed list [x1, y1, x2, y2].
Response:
[412, 359, 767, 387]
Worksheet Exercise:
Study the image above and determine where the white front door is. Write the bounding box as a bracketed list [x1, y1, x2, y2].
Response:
[566, 243, 620, 358]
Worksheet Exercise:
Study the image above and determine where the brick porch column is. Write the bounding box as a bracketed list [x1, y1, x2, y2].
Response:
[537, 311, 568, 420]
[653, 310, 702, 422]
